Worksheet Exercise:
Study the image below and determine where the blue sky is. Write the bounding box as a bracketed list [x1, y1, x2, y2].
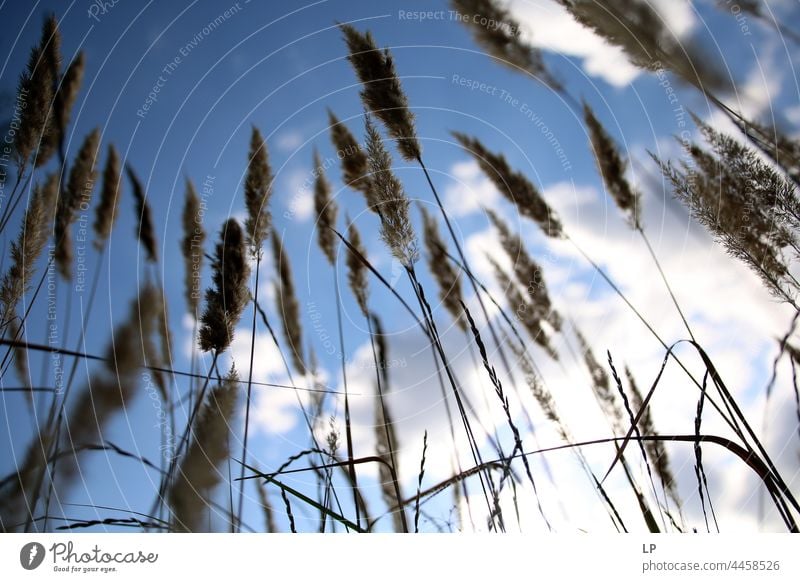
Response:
[2, 0, 800, 533]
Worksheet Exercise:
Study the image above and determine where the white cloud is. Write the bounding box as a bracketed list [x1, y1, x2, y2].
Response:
[443, 160, 501, 217]
[275, 130, 304, 153]
[282, 168, 315, 223]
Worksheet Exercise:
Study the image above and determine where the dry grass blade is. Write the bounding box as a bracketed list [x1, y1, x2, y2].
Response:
[92, 144, 121, 249]
[453, 132, 562, 237]
[55, 128, 100, 279]
[198, 219, 250, 353]
[420, 206, 466, 331]
[182, 179, 204, 317]
[345, 217, 369, 318]
[328, 109, 371, 196]
[313, 148, 338, 264]
[169, 367, 239, 532]
[583, 104, 641, 229]
[364, 114, 418, 267]
[1, 174, 57, 326]
[340, 24, 421, 161]
[125, 165, 158, 264]
[271, 236, 305, 374]
[244, 126, 273, 253]
[450, 0, 561, 90]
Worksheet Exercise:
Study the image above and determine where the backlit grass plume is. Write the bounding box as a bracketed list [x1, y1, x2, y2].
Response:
[450, 0, 561, 90]
[0, 174, 58, 326]
[126, 165, 158, 264]
[182, 179, 204, 317]
[313, 148, 338, 264]
[92, 144, 121, 249]
[198, 219, 250, 353]
[489, 256, 557, 359]
[271, 236, 305, 374]
[170, 367, 239, 533]
[364, 115, 418, 267]
[55, 128, 100, 279]
[52, 51, 85, 158]
[420, 206, 466, 331]
[328, 109, 371, 196]
[583, 104, 641, 229]
[453, 132, 562, 237]
[345, 217, 370, 318]
[557, 0, 726, 92]
[341, 24, 421, 161]
[655, 117, 800, 304]
[244, 126, 273, 254]
[487, 209, 561, 331]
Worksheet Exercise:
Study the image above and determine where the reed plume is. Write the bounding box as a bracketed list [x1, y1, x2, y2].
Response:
[374, 385, 404, 532]
[583, 104, 641, 229]
[575, 328, 623, 430]
[170, 367, 239, 532]
[313, 149, 338, 264]
[489, 256, 557, 359]
[420, 206, 466, 331]
[452, 132, 562, 237]
[256, 473, 277, 533]
[626, 366, 679, 506]
[345, 217, 369, 318]
[244, 126, 273, 254]
[182, 179, 204, 317]
[557, 0, 726, 92]
[0, 174, 57, 326]
[328, 109, 371, 197]
[52, 51, 85, 157]
[53, 128, 100, 279]
[61, 285, 160, 483]
[92, 144, 121, 249]
[125, 165, 158, 264]
[487, 209, 561, 331]
[198, 219, 250, 353]
[33, 14, 62, 167]
[271, 236, 305, 374]
[450, 0, 562, 90]
[364, 115, 418, 267]
[13, 45, 54, 168]
[0, 430, 53, 531]
[341, 24, 421, 161]
[655, 117, 800, 304]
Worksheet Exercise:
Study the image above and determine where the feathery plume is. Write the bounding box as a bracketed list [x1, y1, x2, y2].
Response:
[487, 209, 561, 331]
[374, 390, 404, 532]
[32, 14, 62, 167]
[125, 165, 158, 264]
[364, 115, 418, 267]
[420, 206, 466, 330]
[198, 219, 250, 353]
[626, 366, 679, 505]
[52, 51, 85, 153]
[0, 174, 57, 326]
[92, 144, 121, 249]
[511, 342, 567, 441]
[244, 126, 273, 253]
[0, 431, 53, 531]
[655, 116, 800, 302]
[450, 0, 561, 90]
[170, 367, 239, 532]
[489, 256, 558, 359]
[583, 104, 641, 229]
[255, 475, 277, 533]
[328, 109, 371, 196]
[182, 179, 204, 317]
[557, 0, 726, 92]
[453, 132, 563, 237]
[345, 217, 370, 318]
[13, 45, 54, 167]
[271, 236, 305, 374]
[54, 128, 100, 279]
[575, 328, 623, 429]
[340, 24, 421, 161]
[313, 148, 338, 264]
